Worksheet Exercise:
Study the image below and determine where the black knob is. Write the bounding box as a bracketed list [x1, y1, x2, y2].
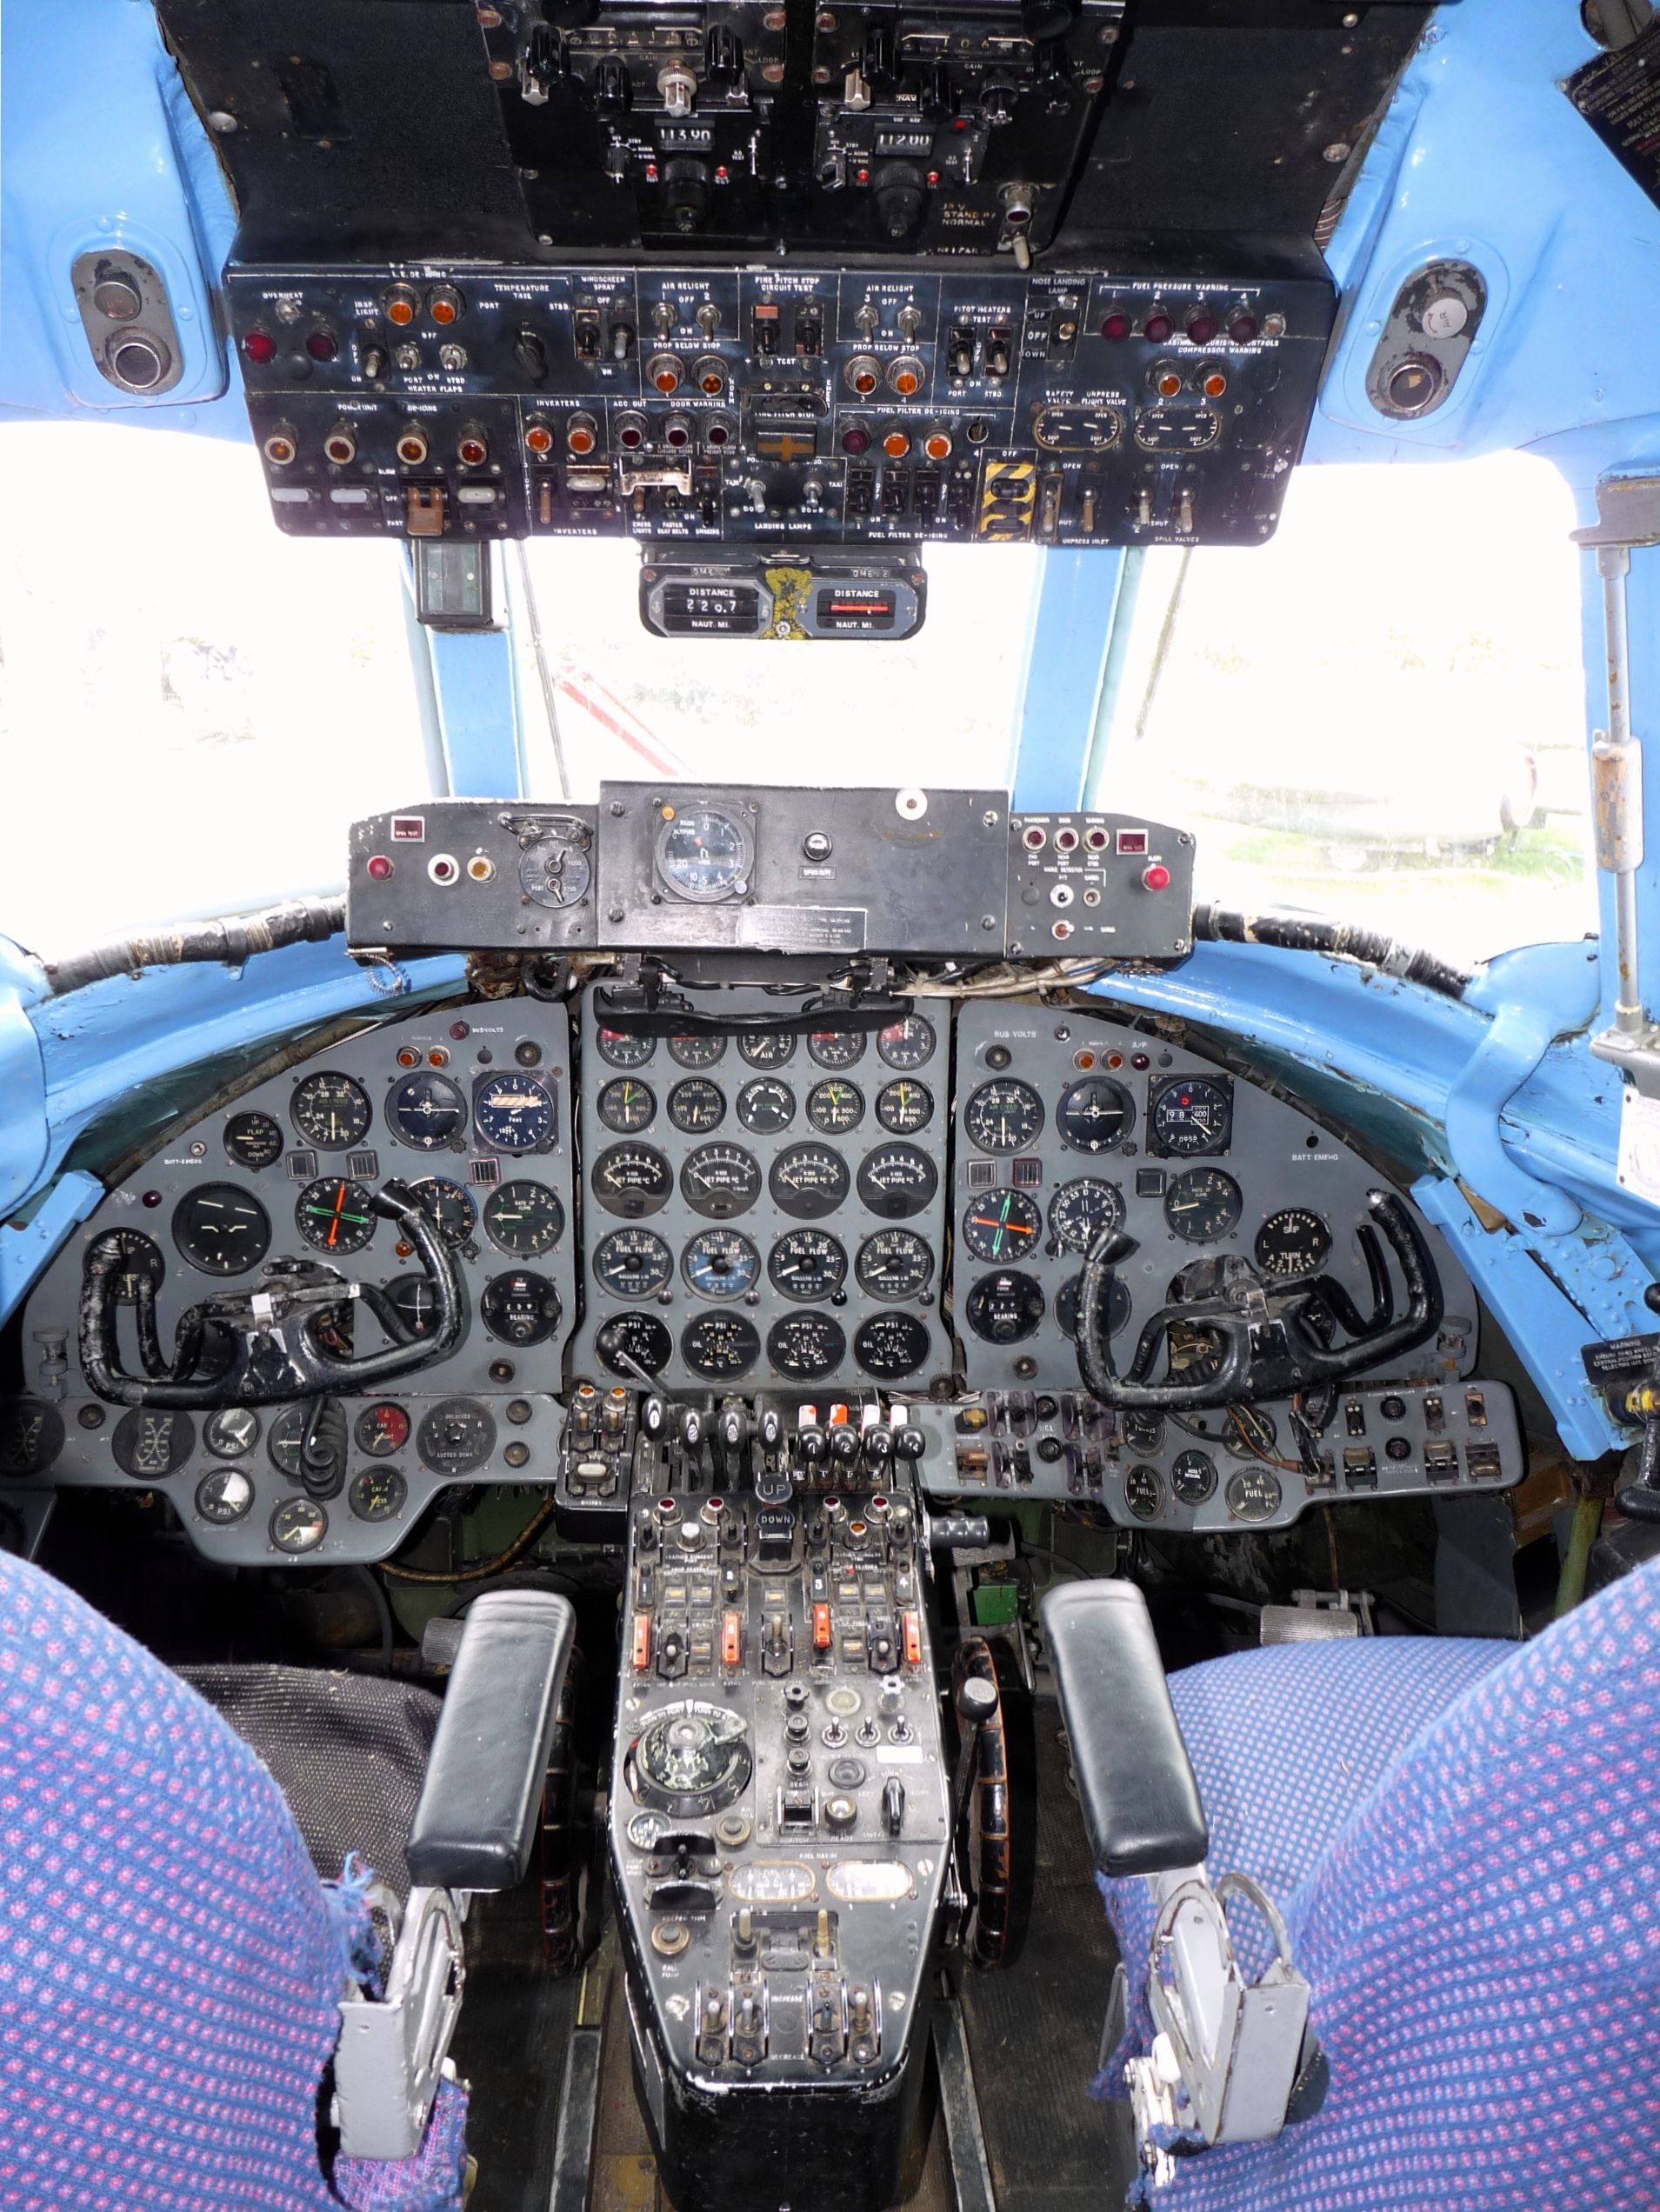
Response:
[797, 1424, 826, 1466]
[881, 1776, 906, 1838]
[829, 1425, 861, 1468]
[515, 328, 548, 382]
[595, 55, 630, 107]
[758, 1405, 784, 1452]
[677, 1406, 703, 1453]
[894, 1426, 926, 1462]
[863, 1425, 894, 1469]
[872, 163, 925, 241]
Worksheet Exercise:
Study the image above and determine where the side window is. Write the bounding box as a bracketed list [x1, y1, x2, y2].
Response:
[0, 423, 431, 956]
[1103, 452, 1595, 963]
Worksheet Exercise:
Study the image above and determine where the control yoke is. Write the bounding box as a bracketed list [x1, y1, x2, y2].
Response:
[1075, 1188, 1443, 1412]
[77, 1179, 464, 1409]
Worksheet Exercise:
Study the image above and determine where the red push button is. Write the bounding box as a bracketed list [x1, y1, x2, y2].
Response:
[1142, 863, 1171, 891]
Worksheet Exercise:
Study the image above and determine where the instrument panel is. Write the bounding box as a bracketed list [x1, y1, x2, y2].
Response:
[568, 989, 952, 1396]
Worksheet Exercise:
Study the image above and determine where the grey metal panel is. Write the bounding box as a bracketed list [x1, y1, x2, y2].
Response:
[348, 802, 599, 954]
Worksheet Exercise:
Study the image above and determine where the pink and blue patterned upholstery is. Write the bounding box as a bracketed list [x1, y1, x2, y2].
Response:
[0, 1549, 465, 2212]
[1098, 1564, 1660, 2208]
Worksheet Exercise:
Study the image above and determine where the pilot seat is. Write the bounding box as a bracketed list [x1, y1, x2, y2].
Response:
[1044, 1566, 1660, 2205]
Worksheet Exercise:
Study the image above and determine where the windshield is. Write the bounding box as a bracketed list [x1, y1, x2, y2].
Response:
[1, 423, 1592, 970]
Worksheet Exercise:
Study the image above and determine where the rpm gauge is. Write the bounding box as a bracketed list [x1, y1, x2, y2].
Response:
[387, 1070, 467, 1150]
[767, 1313, 846, 1382]
[770, 1143, 850, 1220]
[592, 1228, 674, 1298]
[964, 1269, 1045, 1344]
[682, 1312, 760, 1379]
[591, 1143, 673, 1217]
[474, 1073, 556, 1153]
[483, 1180, 565, 1257]
[681, 1143, 762, 1219]
[291, 1073, 371, 1151]
[596, 1028, 656, 1069]
[296, 1176, 377, 1255]
[1056, 1076, 1133, 1155]
[655, 807, 753, 903]
[964, 1079, 1043, 1155]
[857, 1143, 937, 1219]
[808, 1029, 866, 1069]
[681, 1229, 761, 1300]
[597, 1076, 657, 1133]
[877, 1080, 932, 1135]
[962, 1189, 1040, 1263]
[807, 1080, 863, 1135]
[1048, 1177, 1126, 1253]
[669, 1033, 727, 1069]
[1254, 1208, 1333, 1278]
[223, 1111, 284, 1171]
[668, 1078, 725, 1133]
[737, 1078, 795, 1135]
[877, 1014, 937, 1069]
[768, 1229, 847, 1302]
[856, 1229, 935, 1300]
[173, 1184, 271, 1276]
[1163, 1168, 1243, 1244]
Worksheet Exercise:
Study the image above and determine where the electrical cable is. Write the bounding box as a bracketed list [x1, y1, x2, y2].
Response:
[380, 1495, 558, 1584]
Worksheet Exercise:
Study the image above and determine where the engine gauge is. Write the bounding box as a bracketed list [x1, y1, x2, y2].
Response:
[1150, 1076, 1232, 1157]
[355, 1402, 411, 1457]
[387, 1274, 443, 1338]
[295, 1176, 377, 1255]
[669, 1033, 728, 1069]
[770, 1143, 851, 1220]
[739, 1031, 797, 1068]
[592, 1228, 674, 1298]
[173, 1184, 272, 1276]
[737, 1078, 796, 1135]
[857, 1143, 938, 1219]
[596, 1028, 655, 1069]
[1056, 1076, 1134, 1155]
[767, 1312, 846, 1381]
[877, 1014, 937, 1069]
[270, 1496, 328, 1555]
[655, 807, 753, 903]
[0, 1402, 63, 1479]
[266, 1406, 318, 1480]
[223, 1111, 284, 1171]
[1254, 1208, 1333, 1278]
[809, 1029, 866, 1069]
[597, 1076, 657, 1134]
[965, 1270, 1045, 1343]
[112, 1408, 195, 1478]
[104, 1229, 166, 1303]
[481, 1269, 562, 1346]
[349, 1466, 409, 1523]
[962, 1189, 1041, 1263]
[196, 1466, 255, 1526]
[1056, 1272, 1132, 1343]
[807, 1080, 863, 1135]
[410, 1176, 477, 1250]
[1225, 1467, 1283, 1523]
[596, 1311, 673, 1377]
[1123, 1465, 1163, 1522]
[668, 1078, 725, 1134]
[417, 1398, 497, 1474]
[203, 1407, 260, 1460]
[1048, 1177, 1126, 1254]
[768, 1229, 848, 1302]
[483, 1180, 565, 1257]
[681, 1229, 761, 1300]
[474, 1073, 556, 1153]
[518, 828, 591, 909]
[291, 1072, 372, 1151]
[853, 1310, 930, 1378]
[856, 1229, 935, 1300]
[682, 1312, 761, 1379]
[1122, 1409, 1164, 1456]
[387, 1070, 467, 1150]
[877, 1080, 932, 1135]
[681, 1143, 762, 1219]
[1163, 1169, 1243, 1244]
[1170, 1449, 1218, 1506]
[964, 1078, 1043, 1155]
[591, 1143, 673, 1217]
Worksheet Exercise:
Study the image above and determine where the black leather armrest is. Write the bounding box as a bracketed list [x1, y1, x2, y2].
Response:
[1042, 1580, 1208, 1879]
[406, 1590, 576, 1893]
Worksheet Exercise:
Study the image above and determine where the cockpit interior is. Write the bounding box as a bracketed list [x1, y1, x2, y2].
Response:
[4, 1, 1660, 2206]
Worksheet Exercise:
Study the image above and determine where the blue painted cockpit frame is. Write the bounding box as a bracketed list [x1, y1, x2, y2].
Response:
[3, 0, 1660, 1458]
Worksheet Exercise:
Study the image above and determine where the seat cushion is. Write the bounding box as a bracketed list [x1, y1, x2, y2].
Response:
[182, 1665, 441, 1897]
[1097, 1573, 1660, 2209]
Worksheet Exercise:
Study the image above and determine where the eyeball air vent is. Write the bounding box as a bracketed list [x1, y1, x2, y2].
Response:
[1365, 260, 1488, 423]
[70, 250, 184, 399]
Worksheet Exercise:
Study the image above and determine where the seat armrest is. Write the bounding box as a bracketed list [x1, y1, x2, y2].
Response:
[406, 1589, 576, 1892]
[1042, 1580, 1208, 1879]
